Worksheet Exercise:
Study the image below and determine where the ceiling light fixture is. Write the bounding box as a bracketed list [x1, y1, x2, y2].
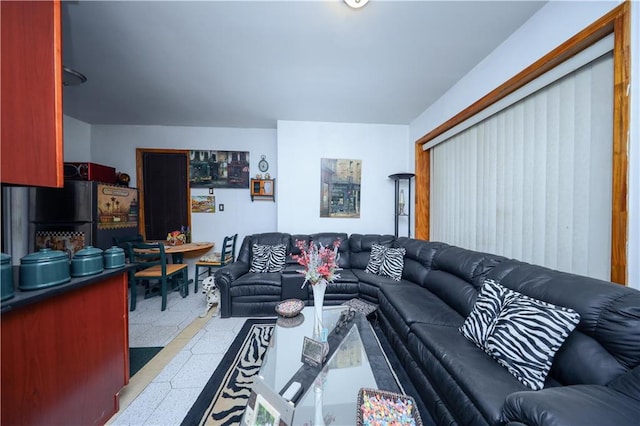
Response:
[344, 0, 368, 9]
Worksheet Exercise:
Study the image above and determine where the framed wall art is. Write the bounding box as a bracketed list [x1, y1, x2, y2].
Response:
[189, 150, 250, 188]
[191, 196, 216, 213]
[320, 158, 362, 218]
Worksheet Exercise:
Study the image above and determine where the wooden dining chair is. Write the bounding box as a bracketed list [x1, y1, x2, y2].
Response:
[194, 234, 237, 292]
[113, 234, 144, 255]
[126, 241, 189, 311]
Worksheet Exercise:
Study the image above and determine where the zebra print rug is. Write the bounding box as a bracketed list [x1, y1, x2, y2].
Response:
[181, 318, 275, 426]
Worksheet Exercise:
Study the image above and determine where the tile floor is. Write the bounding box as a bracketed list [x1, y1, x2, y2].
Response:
[107, 285, 253, 426]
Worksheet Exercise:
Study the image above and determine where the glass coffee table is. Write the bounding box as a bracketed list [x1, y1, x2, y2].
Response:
[244, 305, 401, 426]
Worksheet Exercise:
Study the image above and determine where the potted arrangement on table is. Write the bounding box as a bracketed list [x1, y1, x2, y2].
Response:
[166, 226, 190, 245]
[292, 240, 341, 337]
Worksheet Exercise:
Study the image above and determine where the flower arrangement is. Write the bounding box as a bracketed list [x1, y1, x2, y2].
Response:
[167, 226, 190, 245]
[292, 240, 342, 287]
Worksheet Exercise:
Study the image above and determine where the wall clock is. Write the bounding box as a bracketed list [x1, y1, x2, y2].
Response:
[258, 155, 269, 173]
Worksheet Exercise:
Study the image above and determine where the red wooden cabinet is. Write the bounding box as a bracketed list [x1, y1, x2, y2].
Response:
[1, 273, 129, 425]
[1, 0, 64, 187]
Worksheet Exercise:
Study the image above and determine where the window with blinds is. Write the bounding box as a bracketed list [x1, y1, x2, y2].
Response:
[429, 51, 613, 280]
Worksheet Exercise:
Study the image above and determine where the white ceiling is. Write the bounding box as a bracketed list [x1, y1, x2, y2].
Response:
[61, 0, 546, 129]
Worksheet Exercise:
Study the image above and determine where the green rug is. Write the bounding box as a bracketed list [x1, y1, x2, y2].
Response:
[129, 346, 163, 377]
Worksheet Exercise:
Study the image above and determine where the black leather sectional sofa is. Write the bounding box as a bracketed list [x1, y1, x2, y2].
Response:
[215, 232, 640, 426]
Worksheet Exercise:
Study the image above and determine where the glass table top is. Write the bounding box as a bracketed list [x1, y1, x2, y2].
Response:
[252, 305, 400, 426]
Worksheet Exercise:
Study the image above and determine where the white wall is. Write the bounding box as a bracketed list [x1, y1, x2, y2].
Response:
[63, 115, 91, 161]
[90, 124, 277, 254]
[410, 1, 624, 141]
[410, 0, 639, 290]
[277, 120, 412, 236]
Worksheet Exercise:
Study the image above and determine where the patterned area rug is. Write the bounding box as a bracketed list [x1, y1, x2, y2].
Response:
[181, 319, 275, 426]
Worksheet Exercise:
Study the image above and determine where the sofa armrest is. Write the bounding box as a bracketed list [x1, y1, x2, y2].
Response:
[214, 261, 250, 317]
[504, 385, 640, 426]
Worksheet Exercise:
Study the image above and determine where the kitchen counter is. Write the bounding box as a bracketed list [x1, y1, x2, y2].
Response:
[1, 264, 132, 425]
[1, 264, 135, 313]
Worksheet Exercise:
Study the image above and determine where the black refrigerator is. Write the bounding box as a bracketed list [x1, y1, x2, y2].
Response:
[29, 181, 139, 256]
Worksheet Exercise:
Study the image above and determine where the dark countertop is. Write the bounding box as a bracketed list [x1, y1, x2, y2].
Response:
[1, 264, 135, 314]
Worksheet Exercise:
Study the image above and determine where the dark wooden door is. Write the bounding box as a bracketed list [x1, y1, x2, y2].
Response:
[141, 151, 189, 240]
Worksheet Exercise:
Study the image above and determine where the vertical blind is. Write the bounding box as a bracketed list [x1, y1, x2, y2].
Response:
[430, 52, 613, 280]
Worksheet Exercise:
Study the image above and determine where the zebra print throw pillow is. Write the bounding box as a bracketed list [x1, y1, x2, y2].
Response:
[249, 244, 287, 273]
[378, 247, 406, 281]
[364, 244, 386, 274]
[484, 293, 580, 390]
[266, 244, 287, 272]
[458, 279, 514, 348]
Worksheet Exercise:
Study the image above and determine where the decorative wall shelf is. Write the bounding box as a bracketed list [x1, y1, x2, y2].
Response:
[250, 178, 275, 201]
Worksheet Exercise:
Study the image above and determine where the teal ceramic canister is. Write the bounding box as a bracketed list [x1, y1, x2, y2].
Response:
[103, 246, 125, 269]
[19, 248, 71, 290]
[1, 253, 14, 301]
[71, 246, 104, 277]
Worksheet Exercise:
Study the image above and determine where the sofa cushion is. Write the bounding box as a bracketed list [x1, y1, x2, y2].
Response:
[380, 284, 463, 333]
[379, 247, 406, 281]
[459, 278, 511, 348]
[334, 268, 358, 283]
[504, 385, 640, 426]
[364, 243, 385, 274]
[364, 244, 406, 281]
[408, 323, 528, 425]
[287, 234, 312, 263]
[237, 233, 291, 264]
[348, 234, 395, 270]
[392, 238, 448, 286]
[249, 243, 286, 273]
[607, 365, 640, 400]
[310, 233, 350, 268]
[229, 272, 282, 297]
[460, 278, 580, 390]
[485, 292, 580, 391]
[550, 331, 627, 386]
[427, 246, 509, 317]
[492, 261, 640, 384]
[323, 281, 359, 300]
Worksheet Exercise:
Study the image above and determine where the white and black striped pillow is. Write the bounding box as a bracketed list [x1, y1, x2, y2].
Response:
[484, 294, 580, 390]
[364, 244, 386, 274]
[249, 244, 287, 273]
[266, 244, 286, 272]
[459, 279, 513, 348]
[378, 247, 406, 281]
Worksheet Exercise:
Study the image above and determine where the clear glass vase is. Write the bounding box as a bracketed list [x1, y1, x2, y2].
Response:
[312, 279, 327, 338]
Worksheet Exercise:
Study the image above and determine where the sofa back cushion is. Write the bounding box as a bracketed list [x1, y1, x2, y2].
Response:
[489, 261, 640, 386]
[426, 245, 509, 317]
[237, 233, 292, 264]
[288, 234, 312, 263]
[392, 237, 448, 284]
[348, 234, 395, 270]
[310, 232, 351, 268]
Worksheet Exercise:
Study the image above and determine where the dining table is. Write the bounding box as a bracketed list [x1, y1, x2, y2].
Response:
[136, 241, 214, 264]
[157, 241, 215, 264]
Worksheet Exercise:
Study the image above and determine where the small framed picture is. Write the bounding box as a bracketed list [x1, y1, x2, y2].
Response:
[250, 394, 280, 426]
[301, 336, 327, 367]
[242, 376, 293, 426]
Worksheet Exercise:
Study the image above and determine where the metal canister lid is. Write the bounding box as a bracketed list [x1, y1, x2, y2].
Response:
[21, 248, 68, 264]
[74, 245, 103, 258]
[104, 245, 125, 255]
[0, 253, 10, 265]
